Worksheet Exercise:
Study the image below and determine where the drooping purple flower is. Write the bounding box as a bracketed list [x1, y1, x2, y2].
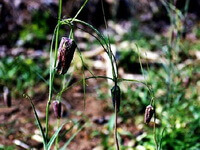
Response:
[56, 37, 77, 75]
[52, 100, 62, 119]
[144, 105, 154, 124]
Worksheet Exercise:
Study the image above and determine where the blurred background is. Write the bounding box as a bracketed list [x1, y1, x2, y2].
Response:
[0, 0, 200, 149]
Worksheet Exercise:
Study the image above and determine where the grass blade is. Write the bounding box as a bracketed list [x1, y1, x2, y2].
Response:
[46, 122, 66, 150]
[59, 124, 84, 150]
[58, 121, 79, 142]
[23, 94, 47, 146]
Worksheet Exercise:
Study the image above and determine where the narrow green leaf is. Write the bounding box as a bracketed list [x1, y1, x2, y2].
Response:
[46, 123, 66, 150]
[58, 121, 79, 142]
[23, 94, 47, 146]
[60, 125, 84, 150]
[77, 49, 87, 110]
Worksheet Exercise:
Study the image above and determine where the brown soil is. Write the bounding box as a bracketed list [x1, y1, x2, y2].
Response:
[0, 70, 119, 150]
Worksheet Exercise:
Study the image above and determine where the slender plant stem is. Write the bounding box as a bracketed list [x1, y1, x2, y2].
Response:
[100, 0, 118, 79]
[86, 75, 114, 81]
[45, 0, 62, 139]
[55, 119, 60, 150]
[45, 26, 57, 140]
[76, 24, 119, 77]
[153, 99, 158, 149]
[75, 25, 109, 54]
[114, 97, 120, 150]
[71, 0, 89, 23]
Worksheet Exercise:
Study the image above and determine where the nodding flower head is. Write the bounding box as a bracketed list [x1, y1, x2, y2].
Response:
[111, 85, 121, 112]
[144, 105, 154, 124]
[52, 100, 62, 119]
[56, 37, 77, 75]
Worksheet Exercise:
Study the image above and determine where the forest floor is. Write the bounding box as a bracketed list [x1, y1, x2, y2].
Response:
[0, 69, 140, 150]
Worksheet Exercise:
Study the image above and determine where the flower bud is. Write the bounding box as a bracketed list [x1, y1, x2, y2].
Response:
[52, 101, 62, 119]
[56, 37, 77, 75]
[3, 86, 11, 107]
[144, 105, 154, 124]
[111, 85, 121, 112]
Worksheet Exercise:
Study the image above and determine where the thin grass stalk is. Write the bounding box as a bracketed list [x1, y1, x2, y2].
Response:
[158, 127, 166, 150]
[100, 2, 120, 147]
[100, 0, 118, 79]
[45, 26, 57, 140]
[46, 0, 62, 139]
[74, 18, 117, 79]
[118, 78, 152, 96]
[55, 119, 60, 150]
[59, 76, 114, 97]
[71, 0, 89, 23]
[153, 99, 158, 150]
[114, 91, 120, 150]
[135, 44, 154, 99]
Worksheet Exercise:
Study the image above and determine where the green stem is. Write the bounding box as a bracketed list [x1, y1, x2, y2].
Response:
[100, 0, 118, 79]
[45, 0, 62, 140]
[57, 75, 114, 98]
[71, 0, 89, 23]
[55, 119, 60, 150]
[45, 26, 57, 140]
[114, 96, 120, 150]
[153, 99, 158, 150]
[118, 78, 152, 94]
[75, 24, 119, 79]
[86, 76, 114, 81]
[61, 19, 118, 80]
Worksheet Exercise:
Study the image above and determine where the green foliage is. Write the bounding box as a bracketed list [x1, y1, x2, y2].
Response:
[19, 10, 53, 48]
[1, 0, 199, 149]
[0, 56, 47, 96]
[195, 25, 200, 38]
[122, 20, 165, 51]
[0, 145, 16, 150]
[118, 49, 138, 71]
[109, 2, 200, 147]
[112, 63, 200, 149]
[60, 124, 84, 150]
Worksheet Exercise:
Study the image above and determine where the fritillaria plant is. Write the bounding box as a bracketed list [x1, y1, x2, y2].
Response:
[23, 0, 155, 149]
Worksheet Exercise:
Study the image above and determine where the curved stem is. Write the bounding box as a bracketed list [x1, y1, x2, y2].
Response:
[56, 75, 114, 98]
[100, 0, 119, 79]
[135, 43, 154, 100]
[117, 78, 152, 93]
[76, 25, 119, 81]
[86, 75, 114, 81]
[74, 19, 118, 79]
[75, 25, 109, 54]
[61, 19, 118, 80]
